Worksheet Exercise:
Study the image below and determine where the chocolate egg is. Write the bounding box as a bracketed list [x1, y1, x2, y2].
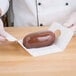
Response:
[23, 31, 55, 48]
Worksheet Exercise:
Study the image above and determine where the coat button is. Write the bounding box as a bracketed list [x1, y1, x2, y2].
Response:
[38, 2, 41, 6]
[40, 24, 43, 26]
[65, 3, 69, 6]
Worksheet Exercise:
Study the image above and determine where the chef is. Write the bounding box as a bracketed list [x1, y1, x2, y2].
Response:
[0, 0, 76, 41]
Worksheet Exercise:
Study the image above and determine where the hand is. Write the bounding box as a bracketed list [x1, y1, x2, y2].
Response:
[0, 19, 7, 42]
[0, 8, 2, 16]
[64, 12, 76, 33]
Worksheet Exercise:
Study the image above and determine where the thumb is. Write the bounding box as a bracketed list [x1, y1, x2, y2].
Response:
[0, 19, 7, 37]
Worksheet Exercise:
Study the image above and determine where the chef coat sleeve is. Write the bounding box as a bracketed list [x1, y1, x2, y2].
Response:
[0, 0, 9, 16]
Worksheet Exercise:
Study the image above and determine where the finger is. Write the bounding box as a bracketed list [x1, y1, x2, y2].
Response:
[64, 12, 76, 27]
[69, 25, 76, 32]
[63, 19, 75, 27]
[67, 24, 74, 28]
[0, 35, 7, 41]
[0, 31, 7, 37]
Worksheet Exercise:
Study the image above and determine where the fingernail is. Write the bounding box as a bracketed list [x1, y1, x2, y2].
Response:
[67, 24, 74, 28]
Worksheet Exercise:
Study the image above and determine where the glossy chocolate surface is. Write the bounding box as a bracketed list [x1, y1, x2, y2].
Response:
[23, 31, 55, 48]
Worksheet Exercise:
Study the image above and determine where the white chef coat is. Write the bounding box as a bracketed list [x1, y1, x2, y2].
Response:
[0, 0, 9, 16]
[1, 0, 76, 27]
[12, 0, 76, 27]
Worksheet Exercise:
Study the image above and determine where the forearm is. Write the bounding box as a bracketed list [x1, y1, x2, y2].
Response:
[0, 0, 9, 16]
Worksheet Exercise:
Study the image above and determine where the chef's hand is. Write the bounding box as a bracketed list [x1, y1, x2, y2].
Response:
[0, 19, 7, 42]
[0, 8, 2, 16]
[64, 12, 76, 35]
